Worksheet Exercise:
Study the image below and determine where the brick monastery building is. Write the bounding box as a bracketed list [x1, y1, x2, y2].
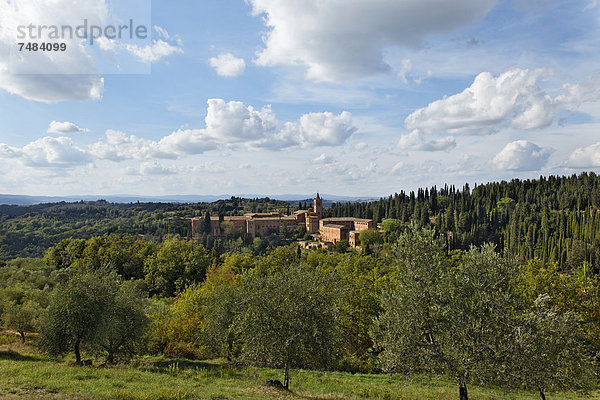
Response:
[190, 194, 375, 247]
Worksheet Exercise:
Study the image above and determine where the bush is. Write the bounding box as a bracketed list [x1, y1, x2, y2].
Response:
[163, 343, 206, 360]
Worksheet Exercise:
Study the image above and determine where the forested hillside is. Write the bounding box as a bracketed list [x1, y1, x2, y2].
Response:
[2, 173, 600, 269]
[326, 172, 600, 269]
[0, 198, 291, 259]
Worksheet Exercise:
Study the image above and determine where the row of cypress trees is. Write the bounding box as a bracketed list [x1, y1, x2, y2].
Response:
[325, 172, 600, 269]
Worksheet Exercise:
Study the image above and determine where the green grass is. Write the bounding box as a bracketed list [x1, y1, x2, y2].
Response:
[0, 340, 597, 400]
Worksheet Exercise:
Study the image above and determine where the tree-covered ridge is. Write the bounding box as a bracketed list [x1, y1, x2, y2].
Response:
[326, 172, 600, 269]
[0, 197, 292, 260]
[2, 172, 600, 267]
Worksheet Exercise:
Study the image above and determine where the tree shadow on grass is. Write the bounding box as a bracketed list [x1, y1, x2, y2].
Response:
[0, 349, 43, 362]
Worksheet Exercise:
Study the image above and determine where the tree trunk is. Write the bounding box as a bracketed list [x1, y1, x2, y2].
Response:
[107, 349, 114, 364]
[17, 330, 25, 343]
[226, 338, 233, 362]
[539, 388, 546, 400]
[458, 376, 468, 400]
[283, 363, 290, 390]
[74, 338, 82, 365]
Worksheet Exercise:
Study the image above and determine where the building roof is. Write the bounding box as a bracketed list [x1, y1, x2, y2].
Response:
[244, 212, 282, 219]
[211, 216, 248, 221]
[321, 224, 347, 230]
[321, 217, 373, 223]
[252, 216, 297, 221]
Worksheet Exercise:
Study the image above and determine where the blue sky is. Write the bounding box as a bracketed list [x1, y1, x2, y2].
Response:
[0, 0, 599, 196]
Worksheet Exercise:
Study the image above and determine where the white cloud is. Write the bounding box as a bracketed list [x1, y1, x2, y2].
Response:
[135, 27, 184, 62]
[250, 0, 497, 82]
[0, 2, 182, 102]
[47, 121, 90, 135]
[0, 136, 90, 167]
[554, 74, 600, 106]
[280, 111, 357, 148]
[313, 154, 335, 164]
[96, 36, 117, 51]
[139, 162, 176, 176]
[397, 59, 412, 84]
[209, 53, 246, 77]
[97, 25, 184, 64]
[0, 67, 105, 104]
[308, 157, 377, 182]
[204, 99, 278, 142]
[201, 99, 356, 149]
[1, 99, 358, 170]
[492, 140, 553, 171]
[391, 161, 406, 174]
[406, 69, 600, 136]
[568, 142, 600, 167]
[446, 154, 485, 174]
[125, 40, 184, 64]
[398, 130, 456, 151]
[89, 130, 181, 162]
[153, 25, 182, 45]
[406, 69, 556, 135]
[157, 129, 218, 155]
[0, 0, 107, 102]
[190, 162, 227, 174]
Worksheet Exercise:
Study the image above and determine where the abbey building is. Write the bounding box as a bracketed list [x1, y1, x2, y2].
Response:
[190, 194, 375, 247]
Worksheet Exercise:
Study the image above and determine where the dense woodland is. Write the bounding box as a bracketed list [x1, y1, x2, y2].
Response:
[327, 172, 600, 269]
[0, 197, 292, 259]
[1, 173, 600, 400]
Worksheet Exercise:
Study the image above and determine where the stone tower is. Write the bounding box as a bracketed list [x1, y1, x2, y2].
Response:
[314, 193, 323, 220]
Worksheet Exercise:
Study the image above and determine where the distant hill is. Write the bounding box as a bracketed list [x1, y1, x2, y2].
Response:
[0, 193, 377, 206]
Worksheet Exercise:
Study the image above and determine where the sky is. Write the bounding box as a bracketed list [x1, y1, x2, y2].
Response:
[0, 0, 599, 197]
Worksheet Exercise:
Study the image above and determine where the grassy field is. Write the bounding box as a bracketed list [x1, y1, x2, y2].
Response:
[0, 334, 598, 400]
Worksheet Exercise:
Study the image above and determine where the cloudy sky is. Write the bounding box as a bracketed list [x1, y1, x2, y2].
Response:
[0, 0, 599, 197]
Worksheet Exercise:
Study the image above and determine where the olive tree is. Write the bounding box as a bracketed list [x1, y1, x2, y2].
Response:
[2, 300, 40, 342]
[373, 228, 520, 400]
[508, 294, 594, 400]
[40, 271, 148, 364]
[202, 284, 240, 361]
[100, 280, 149, 363]
[39, 271, 115, 364]
[234, 266, 339, 389]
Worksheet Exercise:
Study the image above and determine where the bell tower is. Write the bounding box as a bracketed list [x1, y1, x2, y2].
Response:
[313, 193, 323, 220]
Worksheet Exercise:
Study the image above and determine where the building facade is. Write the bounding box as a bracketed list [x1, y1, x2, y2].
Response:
[318, 217, 376, 245]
